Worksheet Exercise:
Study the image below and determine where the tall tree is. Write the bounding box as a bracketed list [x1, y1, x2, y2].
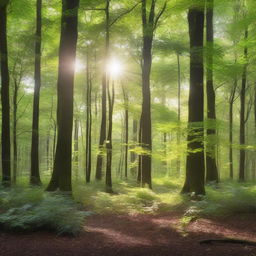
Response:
[85, 51, 92, 183]
[239, 28, 248, 182]
[95, 0, 109, 181]
[106, 80, 115, 193]
[229, 78, 238, 179]
[46, 0, 79, 192]
[181, 3, 205, 195]
[122, 84, 129, 179]
[0, 0, 11, 186]
[205, 0, 218, 183]
[30, 0, 42, 185]
[139, 0, 166, 188]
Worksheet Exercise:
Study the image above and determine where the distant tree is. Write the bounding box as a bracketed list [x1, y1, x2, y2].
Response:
[85, 50, 92, 183]
[47, 0, 80, 192]
[30, 0, 42, 186]
[239, 27, 248, 182]
[105, 80, 115, 193]
[0, 0, 11, 186]
[181, 3, 205, 195]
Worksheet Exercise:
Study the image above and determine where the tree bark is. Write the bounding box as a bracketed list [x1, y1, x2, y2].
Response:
[95, 0, 109, 181]
[176, 53, 181, 175]
[30, 0, 42, 186]
[73, 118, 79, 180]
[106, 80, 114, 193]
[0, 3, 11, 186]
[122, 85, 129, 179]
[205, 0, 218, 183]
[12, 79, 18, 184]
[46, 0, 79, 192]
[139, 0, 154, 189]
[239, 28, 248, 182]
[85, 53, 92, 183]
[130, 119, 138, 175]
[181, 6, 205, 195]
[229, 79, 237, 179]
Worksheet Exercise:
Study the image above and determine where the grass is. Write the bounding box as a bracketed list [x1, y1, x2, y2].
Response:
[73, 177, 187, 215]
[0, 176, 255, 235]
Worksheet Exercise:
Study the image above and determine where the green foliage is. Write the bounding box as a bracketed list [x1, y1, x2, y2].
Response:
[74, 178, 186, 215]
[184, 182, 256, 218]
[0, 188, 89, 235]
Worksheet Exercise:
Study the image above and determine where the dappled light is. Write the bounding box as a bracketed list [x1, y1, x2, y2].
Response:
[0, 0, 256, 255]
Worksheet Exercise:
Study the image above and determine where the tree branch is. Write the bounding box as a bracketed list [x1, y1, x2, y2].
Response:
[109, 1, 141, 27]
[153, 1, 167, 31]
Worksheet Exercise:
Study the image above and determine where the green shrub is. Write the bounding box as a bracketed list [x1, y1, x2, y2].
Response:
[184, 183, 256, 218]
[0, 188, 90, 235]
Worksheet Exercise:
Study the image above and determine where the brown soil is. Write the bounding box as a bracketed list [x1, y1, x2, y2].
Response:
[0, 212, 255, 256]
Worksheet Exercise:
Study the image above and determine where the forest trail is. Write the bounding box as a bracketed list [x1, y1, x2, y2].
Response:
[0, 212, 255, 256]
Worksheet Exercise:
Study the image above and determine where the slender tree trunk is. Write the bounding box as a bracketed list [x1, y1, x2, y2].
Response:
[176, 53, 181, 175]
[46, 0, 79, 192]
[163, 132, 168, 172]
[95, 0, 109, 181]
[0, 3, 11, 186]
[85, 53, 92, 183]
[229, 79, 237, 179]
[130, 119, 138, 175]
[106, 80, 114, 193]
[30, 0, 42, 185]
[122, 85, 129, 179]
[118, 117, 124, 178]
[12, 79, 18, 184]
[46, 134, 50, 171]
[137, 115, 142, 183]
[73, 118, 79, 180]
[181, 6, 205, 195]
[206, 0, 218, 183]
[239, 28, 248, 182]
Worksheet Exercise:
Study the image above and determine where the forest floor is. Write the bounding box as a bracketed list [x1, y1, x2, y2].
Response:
[0, 211, 255, 256]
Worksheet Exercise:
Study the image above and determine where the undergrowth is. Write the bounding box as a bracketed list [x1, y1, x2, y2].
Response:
[74, 178, 185, 214]
[184, 182, 256, 219]
[0, 187, 89, 235]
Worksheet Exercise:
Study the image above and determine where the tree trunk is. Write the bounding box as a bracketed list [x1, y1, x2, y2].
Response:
[205, 0, 218, 183]
[176, 53, 181, 175]
[139, 0, 154, 189]
[30, 0, 42, 186]
[239, 28, 248, 182]
[137, 117, 142, 183]
[122, 85, 129, 179]
[85, 53, 92, 183]
[73, 118, 79, 180]
[0, 3, 11, 186]
[130, 119, 138, 175]
[95, 0, 109, 181]
[181, 6, 205, 195]
[229, 79, 237, 179]
[106, 80, 114, 193]
[12, 79, 18, 184]
[46, 0, 79, 192]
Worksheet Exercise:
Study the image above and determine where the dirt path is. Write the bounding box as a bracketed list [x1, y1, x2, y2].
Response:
[0, 212, 255, 256]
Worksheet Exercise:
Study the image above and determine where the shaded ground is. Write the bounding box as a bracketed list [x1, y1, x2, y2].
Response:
[0, 212, 255, 256]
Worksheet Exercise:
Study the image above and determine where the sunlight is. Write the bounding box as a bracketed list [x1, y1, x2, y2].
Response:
[107, 58, 123, 78]
[75, 59, 85, 72]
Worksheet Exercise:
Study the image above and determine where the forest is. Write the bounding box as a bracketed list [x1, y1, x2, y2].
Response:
[0, 0, 255, 255]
